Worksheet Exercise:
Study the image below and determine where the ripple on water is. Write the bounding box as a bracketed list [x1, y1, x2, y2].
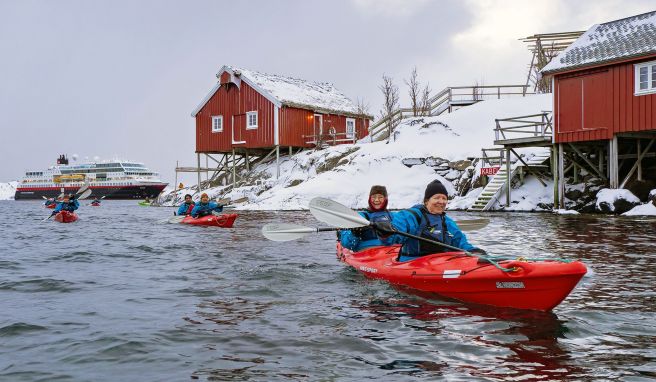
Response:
[0, 278, 78, 293]
[0, 322, 48, 336]
[0, 260, 22, 270]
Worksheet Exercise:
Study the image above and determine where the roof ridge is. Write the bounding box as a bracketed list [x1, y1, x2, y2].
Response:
[598, 9, 656, 26]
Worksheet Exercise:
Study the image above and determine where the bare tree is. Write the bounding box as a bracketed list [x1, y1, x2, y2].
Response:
[379, 74, 399, 142]
[356, 97, 370, 141]
[405, 67, 420, 116]
[420, 83, 431, 116]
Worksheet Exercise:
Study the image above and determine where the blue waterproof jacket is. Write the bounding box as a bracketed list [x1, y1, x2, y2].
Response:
[392, 204, 476, 261]
[339, 210, 396, 251]
[177, 202, 195, 216]
[54, 199, 79, 213]
[191, 201, 223, 218]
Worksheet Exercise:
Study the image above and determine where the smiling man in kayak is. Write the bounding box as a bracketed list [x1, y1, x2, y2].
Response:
[340, 185, 395, 251]
[53, 194, 80, 214]
[190, 193, 223, 218]
[392, 180, 486, 262]
[177, 194, 195, 216]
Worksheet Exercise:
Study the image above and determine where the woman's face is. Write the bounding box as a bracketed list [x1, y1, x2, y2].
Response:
[425, 194, 448, 214]
[370, 194, 386, 209]
[185, 196, 192, 203]
[201, 196, 209, 203]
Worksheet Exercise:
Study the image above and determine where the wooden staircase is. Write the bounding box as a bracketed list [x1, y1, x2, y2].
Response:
[468, 148, 551, 211]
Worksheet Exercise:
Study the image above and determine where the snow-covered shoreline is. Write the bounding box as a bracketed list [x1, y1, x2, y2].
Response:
[0, 181, 17, 200]
[155, 93, 656, 216]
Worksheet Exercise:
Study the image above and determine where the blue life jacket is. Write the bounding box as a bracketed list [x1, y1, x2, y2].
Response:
[339, 210, 395, 251]
[191, 201, 222, 218]
[177, 202, 195, 216]
[394, 204, 476, 258]
[54, 200, 79, 213]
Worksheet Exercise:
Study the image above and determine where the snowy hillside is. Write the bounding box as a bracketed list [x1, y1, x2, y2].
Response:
[161, 94, 553, 210]
[0, 181, 17, 200]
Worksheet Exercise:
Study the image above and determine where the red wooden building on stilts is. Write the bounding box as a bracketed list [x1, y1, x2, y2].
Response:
[178, 66, 372, 190]
[541, 11, 656, 207]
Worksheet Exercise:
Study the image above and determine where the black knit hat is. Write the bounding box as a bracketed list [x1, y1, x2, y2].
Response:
[369, 185, 388, 197]
[424, 180, 448, 201]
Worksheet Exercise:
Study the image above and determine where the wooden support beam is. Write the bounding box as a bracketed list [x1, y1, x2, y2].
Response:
[568, 143, 607, 180]
[509, 148, 547, 187]
[505, 149, 511, 207]
[609, 136, 619, 188]
[619, 139, 654, 189]
[558, 143, 564, 208]
[552, 144, 559, 209]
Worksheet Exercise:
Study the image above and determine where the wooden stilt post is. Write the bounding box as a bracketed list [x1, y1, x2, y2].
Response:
[205, 154, 209, 185]
[505, 148, 511, 207]
[610, 136, 618, 188]
[175, 160, 178, 192]
[232, 149, 236, 187]
[276, 145, 280, 179]
[245, 149, 250, 172]
[552, 144, 559, 209]
[197, 153, 201, 192]
[573, 163, 578, 183]
[289, 146, 292, 156]
[637, 139, 642, 181]
[558, 143, 565, 208]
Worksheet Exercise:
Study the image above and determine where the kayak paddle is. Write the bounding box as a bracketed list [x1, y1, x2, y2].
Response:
[262, 223, 338, 241]
[308, 197, 478, 256]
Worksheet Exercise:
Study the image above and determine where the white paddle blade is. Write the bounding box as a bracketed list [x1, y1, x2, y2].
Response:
[308, 197, 370, 228]
[455, 218, 490, 232]
[77, 184, 89, 194]
[77, 189, 92, 200]
[262, 223, 317, 242]
[168, 216, 186, 224]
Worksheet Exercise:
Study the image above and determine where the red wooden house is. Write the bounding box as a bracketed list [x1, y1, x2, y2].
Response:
[541, 10, 656, 199]
[192, 66, 372, 155]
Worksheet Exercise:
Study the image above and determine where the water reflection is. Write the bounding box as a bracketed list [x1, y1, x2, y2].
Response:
[354, 294, 586, 380]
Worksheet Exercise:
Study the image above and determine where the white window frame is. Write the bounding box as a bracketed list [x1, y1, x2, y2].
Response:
[634, 60, 656, 96]
[345, 118, 356, 139]
[211, 115, 223, 132]
[246, 111, 258, 130]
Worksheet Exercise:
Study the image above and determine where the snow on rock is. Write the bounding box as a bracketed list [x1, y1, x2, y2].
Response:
[553, 209, 580, 215]
[163, 94, 552, 211]
[622, 202, 656, 216]
[489, 176, 554, 212]
[595, 188, 641, 214]
[0, 181, 17, 200]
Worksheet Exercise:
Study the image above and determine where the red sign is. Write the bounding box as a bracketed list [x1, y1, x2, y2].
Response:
[480, 167, 500, 176]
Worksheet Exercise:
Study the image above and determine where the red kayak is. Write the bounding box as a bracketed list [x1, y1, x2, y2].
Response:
[91, 202, 101, 207]
[337, 244, 586, 312]
[54, 211, 78, 223]
[181, 213, 238, 228]
[45, 204, 56, 209]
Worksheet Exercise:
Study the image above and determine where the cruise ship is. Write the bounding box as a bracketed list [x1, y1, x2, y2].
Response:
[15, 154, 168, 200]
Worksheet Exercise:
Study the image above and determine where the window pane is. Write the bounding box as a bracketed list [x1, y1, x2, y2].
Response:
[652, 65, 656, 89]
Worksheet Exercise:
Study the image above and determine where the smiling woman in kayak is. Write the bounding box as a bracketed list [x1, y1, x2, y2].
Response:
[190, 193, 223, 218]
[392, 180, 486, 262]
[339, 185, 395, 251]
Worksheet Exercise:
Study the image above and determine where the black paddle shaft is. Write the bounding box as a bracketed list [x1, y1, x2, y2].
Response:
[371, 221, 471, 255]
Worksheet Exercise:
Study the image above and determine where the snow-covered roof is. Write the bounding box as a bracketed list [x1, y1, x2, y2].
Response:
[192, 65, 371, 118]
[541, 11, 656, 75]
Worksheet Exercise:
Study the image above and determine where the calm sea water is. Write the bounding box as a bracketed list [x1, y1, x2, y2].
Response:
[1, 200, 655, 381]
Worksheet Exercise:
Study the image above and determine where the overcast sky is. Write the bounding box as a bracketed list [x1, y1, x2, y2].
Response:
[1, 0, 653, 184]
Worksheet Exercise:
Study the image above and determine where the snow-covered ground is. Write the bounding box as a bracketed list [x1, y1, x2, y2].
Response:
[0, 181, 17, 200]
[160, 92, 656, 216]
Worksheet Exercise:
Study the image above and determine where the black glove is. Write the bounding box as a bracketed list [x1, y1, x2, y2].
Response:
[470, 248, 488, 256]
[372, 221, 395, 235]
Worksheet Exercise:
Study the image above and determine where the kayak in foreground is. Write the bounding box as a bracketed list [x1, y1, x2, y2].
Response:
[180, 213, 238, 228]
[337, 243, 586, 312]
[54, 211, 78, 223]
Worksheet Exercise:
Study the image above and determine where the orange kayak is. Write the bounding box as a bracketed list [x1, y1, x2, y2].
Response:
[181, 213, 238, 228]
[337, 243, 586, 312]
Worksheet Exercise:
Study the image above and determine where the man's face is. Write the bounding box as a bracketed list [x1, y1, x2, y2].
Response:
[185, 196, 192, 203]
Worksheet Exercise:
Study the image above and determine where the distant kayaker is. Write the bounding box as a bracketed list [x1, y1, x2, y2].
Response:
[391, 180, 486, 262]
[44, 198, 56, 207]
[340, 185, 395, 251]
[190, 193, 223, 218]
[91, 198, 101, 205]
[177, 194, 195, 216]
[53, 194, 79, 213]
